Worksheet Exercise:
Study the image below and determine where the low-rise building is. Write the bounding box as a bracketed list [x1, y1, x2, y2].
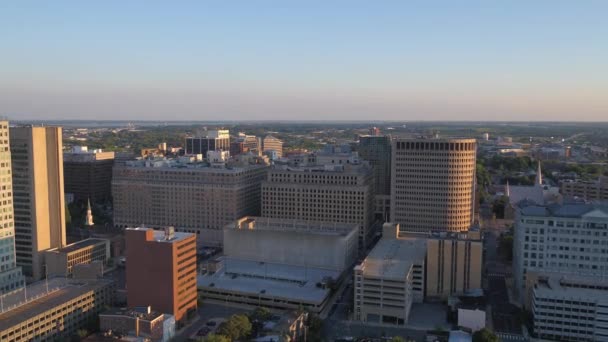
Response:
[354, 223, 426, 326]
[0, 278, 115, 342]
[44, 238, 111, 277]
[561, 176, 608, 201]
[199, 217, 359, 314]
[531, 273, 608, 341]
[99, 306, 176, 342]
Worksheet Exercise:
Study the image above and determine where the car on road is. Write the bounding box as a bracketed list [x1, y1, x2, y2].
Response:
[197, 327, 211, 336]
[206, 320, 217, 327]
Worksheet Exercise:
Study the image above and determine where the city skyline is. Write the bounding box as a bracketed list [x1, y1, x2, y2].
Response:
[1, 1, 607, 122]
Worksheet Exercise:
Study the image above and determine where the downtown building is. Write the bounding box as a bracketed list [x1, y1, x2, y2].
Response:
[263, 135, 283, 158]
[10, 126, 67, 281]
[354, 223, 482, 326]
[561, 176, 608, 202]
[199, 217, 359, 314]
[0, 121, 24, 294]
[358, 135, 392, 221]
[63, 146, 115, 203]
[0, 277, 114, 342]
[112, 157, 268, 245]
[513, 202, 608, 306]
[184, 129, 230, 156]
[391, 137, 477, 233]
[261, 163, 374, 249]
[126, 227, 197, 322]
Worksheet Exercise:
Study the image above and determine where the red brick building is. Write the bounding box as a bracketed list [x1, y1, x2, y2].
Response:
[125, 227, 197, 322]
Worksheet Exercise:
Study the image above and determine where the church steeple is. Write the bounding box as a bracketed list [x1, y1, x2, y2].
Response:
[535, 160, 543, 186]
[505, 180, 510, 197]
[85, 198, 94, 227]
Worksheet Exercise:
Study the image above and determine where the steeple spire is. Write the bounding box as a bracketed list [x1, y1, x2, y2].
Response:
[535, 160, 543, 186]
[505, 180, 510, 197]
[85, 198, 94, 227]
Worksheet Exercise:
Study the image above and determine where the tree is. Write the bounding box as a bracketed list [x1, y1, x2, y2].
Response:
[199, 334, 230, 342]
[392, 337, 405, 342]
[306, 313, 323, 342]
[251, 307, 272, 321]
[217, 314, 252, 341]
[473, 328, 499, 342]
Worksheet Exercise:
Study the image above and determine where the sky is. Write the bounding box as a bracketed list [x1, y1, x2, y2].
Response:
[1, 1, 607, 121]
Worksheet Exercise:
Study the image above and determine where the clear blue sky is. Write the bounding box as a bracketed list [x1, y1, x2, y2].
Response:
[1, 1, 606, 121]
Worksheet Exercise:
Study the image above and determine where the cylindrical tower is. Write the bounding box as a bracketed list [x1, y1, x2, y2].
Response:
[391, 138, 477, 232]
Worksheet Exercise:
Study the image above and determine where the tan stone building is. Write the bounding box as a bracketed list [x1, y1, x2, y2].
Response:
[425, 231, 483, 300]
[43, 238, 110, 277]
[261, 164, 374, 249]
[10, 126, 66, 281]
[391, 138, 477, 232]
[112, 158, 268, 245]
[126, 227, 197, 322]
[263, 135, 283, 158]
[354, 223, 426, 326]
[0, 278, 114, 342]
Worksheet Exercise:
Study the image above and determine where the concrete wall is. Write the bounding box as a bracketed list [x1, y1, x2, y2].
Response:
[223, 228, 357, 272]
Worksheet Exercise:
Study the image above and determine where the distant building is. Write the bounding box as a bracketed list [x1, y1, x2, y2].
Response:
[358, 135, 392, 221]
[391, 138, 477, 232]
[368, 127, 381, 136]
[44, 238, 110, 277]
[99, 306, 176, 342]
[185, 130, 230, 155]
[0, 278, 114, 342]
[126, 227, 197, 322]
[112, 158, 268, 245]
[513, 202, 608, 307]
[0, 121, 25, 294]
[199, 217, 359, 314]
[561, 176, 608, 201]
[263, 135, 283, 158]
[63, 146, 115, 203]
[10, 126, 66, 281]
[231, 133, 261, 156]
[261, 163, 374, 249]
[354, 223, 426, 326]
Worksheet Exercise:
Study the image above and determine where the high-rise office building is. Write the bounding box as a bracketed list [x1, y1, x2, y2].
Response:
[10, 126, 66, 281]
[112, 158, 268, 245]
[261, 163, 374, 249]
[391, 138, 477, 232]
[359, 135, 392, 221]
[126, 227, 197, 322]
[184, 130, 230, 156]
[263, 135, 283, 158]
[63, 146, 115, 203]
[0, 121, 24, 294]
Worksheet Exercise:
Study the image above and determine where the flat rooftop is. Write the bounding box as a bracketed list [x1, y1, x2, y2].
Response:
[126, 227, 195, 243]
[198, 258, 338, 304]
[101, 307, 164, 321]
[0, 278, 113, 330]
[227, 217, 358, 236]
[534, 274, 608, 302]
[47, 238, 107, 254]
[357, 237, 426, 280]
